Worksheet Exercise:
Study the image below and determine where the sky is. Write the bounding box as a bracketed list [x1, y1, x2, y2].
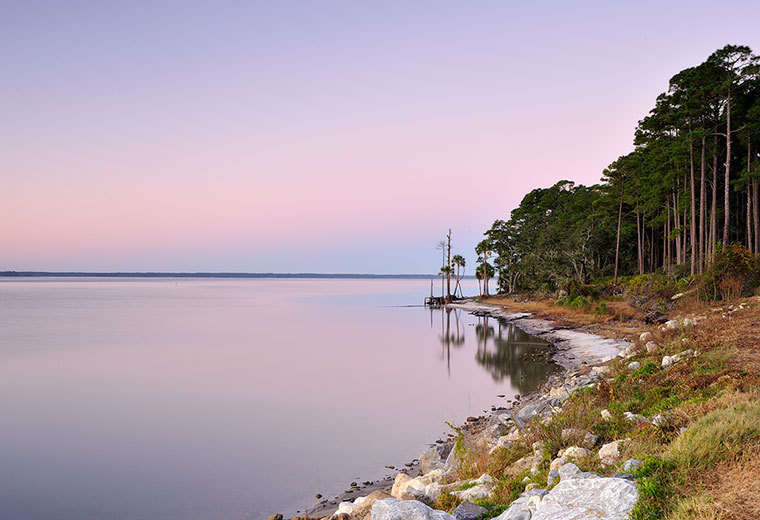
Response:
[3, 1, 760, 274]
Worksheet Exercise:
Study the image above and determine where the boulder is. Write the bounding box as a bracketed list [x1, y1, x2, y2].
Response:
[452, 501, 488, 520]
[371, 499, 455, 520]
[453, 474, 494, 501]
[531, 477, 637, 520]
[391, 471, 446, 502]
[420, 446, 445, 474]
[505, 452, 542, 477]
[493, 495, 541, 520]
[598, 440, 625, 466]
[645, 341, 659, 353]
[557, 462, 599, 481]
[639, 331, 653, 343]
[627, 361, 641, 371]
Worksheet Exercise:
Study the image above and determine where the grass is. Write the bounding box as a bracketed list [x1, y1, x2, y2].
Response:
[448, 294, 760, 520]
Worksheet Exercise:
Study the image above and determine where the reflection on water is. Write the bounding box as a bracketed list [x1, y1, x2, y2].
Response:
[432, 308, 560, 395]
[0, 278, 562, 520]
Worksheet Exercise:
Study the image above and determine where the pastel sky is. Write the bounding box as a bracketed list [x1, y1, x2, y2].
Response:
[3, 1, 760, 273]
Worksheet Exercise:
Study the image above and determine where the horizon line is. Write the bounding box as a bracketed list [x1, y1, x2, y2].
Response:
[0, 271, 479, 279]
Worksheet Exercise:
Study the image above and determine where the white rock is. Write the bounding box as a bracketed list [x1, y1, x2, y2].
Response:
[622, 459, 642, 472]
[627, 361, 641, 371]
[662, 355, 674, 368]
[561, 446, 590, 461]
[336, 501, 360, 515]
[646, 341, 659, 353]
[623, 411, 649, 424]
[530, 477, 638, 520]
[419, 446, 445, 474]
[452, 473, 494, 502]
[600, 409, 612, 421]
[639, 331, 653, 343]
[493, 495, 542, 520]
[391, 470, 447, 502]
[372, 498, 456, 520]
[599, 440, 624, 466]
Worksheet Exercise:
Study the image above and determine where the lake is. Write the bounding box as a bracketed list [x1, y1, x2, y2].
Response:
[0, 277, 559, 520]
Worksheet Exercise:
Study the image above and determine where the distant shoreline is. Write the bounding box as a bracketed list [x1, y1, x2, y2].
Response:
[0, 271, 476, 280]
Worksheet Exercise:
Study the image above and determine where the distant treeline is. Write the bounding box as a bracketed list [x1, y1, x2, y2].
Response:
[480, 44, 760, 293]
[0, 271, 476, 279]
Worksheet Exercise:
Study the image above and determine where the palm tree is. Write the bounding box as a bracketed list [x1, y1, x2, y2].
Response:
[439, 265, 453, 302]
[475, 239, 493, 297]
[451, 254, 466, 298]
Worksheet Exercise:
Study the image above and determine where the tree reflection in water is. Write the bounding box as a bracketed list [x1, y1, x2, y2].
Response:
[431, 309, 560, 393]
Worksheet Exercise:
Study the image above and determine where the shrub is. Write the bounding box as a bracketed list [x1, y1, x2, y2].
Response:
[699, 244, 760, 300]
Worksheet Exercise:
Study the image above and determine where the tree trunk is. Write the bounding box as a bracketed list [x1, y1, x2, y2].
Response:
[711, 130, 718, 258]
[747, 184, 752, 251]
[637, 211, 643, 275]
[673, 192, 681, 265]
[613, 182, 624, 284]
[666, 198, 672, 271]
[723, 91, 732, 246]
[753, 178, 759, 254]
[445, 229, 452, 301]
[699, 135, 706, 273]
[690, 140, 696, 275]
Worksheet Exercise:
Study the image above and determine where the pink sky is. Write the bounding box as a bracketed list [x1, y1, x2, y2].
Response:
[3, 1, 760, 273]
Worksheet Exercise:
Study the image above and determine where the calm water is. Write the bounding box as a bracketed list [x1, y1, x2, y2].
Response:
[0, 278, 559, 520]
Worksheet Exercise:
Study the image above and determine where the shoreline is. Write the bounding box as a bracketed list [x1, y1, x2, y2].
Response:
[298, 298, 636, 520]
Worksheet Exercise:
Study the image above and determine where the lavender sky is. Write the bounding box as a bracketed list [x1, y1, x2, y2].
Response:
[3, 1, 760, 273]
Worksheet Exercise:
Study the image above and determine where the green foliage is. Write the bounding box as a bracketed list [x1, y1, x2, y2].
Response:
[699, 245, 760, 300]
[669, 399, 760, 471]
[630, 456, 677, 520]
[433, 492, 461, 513]
[483, 44, 760, 293]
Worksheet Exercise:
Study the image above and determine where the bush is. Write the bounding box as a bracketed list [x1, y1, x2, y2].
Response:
[699, 244, 760, 300]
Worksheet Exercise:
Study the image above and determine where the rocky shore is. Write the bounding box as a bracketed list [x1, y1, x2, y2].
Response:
[270, 299, 654, 520]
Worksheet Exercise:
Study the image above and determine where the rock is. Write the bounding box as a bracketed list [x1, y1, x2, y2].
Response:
[268, 515, 283, 520]
[420, 446, 445, 474]
[623, 411, 649, 424]
[652, 414, 670, 429]
[371, 499, 456, 520]
[560, 446, 590, 461]
[645, 341, 659, 353]
[558, 462, 582, 480]
[547, 469, 559, 486]
[599, 440, 625, 466]
[452, 501, 488, 520]
[524, 483, 538, 492]
[504, 428, 522, 442]
[493, 495, 539, 520]
[621, 459, 642, 473]
[523, 488, 549, 499]
[600, 409, 612, 421]
[661, 355, 675, 368]
[335, 501, 360, 515]
[391, 470, 448, 502]
[453, 474, 494, 501]
[505, 452, 542, 477]
[627, 361, 641, 371]
[639, 331, 653, 343]
[391, 473, 412, 498]
[530, 477, 638, 520]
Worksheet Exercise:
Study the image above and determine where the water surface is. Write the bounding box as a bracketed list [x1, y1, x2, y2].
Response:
[0, 278, 558, 519]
